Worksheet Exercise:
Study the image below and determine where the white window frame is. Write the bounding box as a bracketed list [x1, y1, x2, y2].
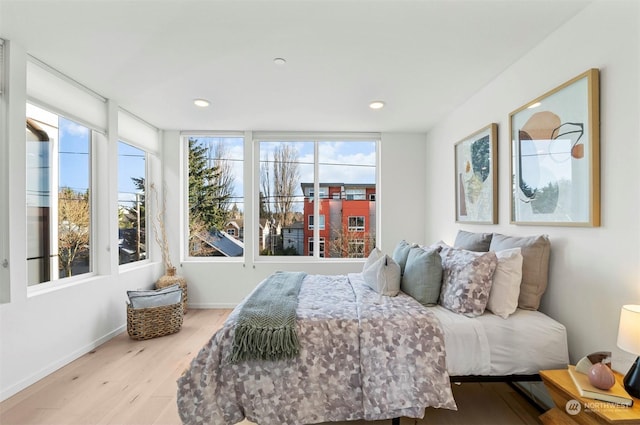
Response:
[347, 216, 365, 232]
[308, 214, 325, 230]
[345, 188, 366, 200]
[254, 133, 380, 261]
[307, 187, 327, 198]
[181, 132, 245, 262]
[308, 237, 325, 257]
[26, 102, 97, 290]
[117, 140, 149, 267]
[0, 38, 8, 302]
[348, 239, 365, 258]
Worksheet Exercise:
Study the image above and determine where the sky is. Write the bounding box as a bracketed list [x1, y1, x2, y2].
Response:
[59, 117, 90, 193]
[117, 141, 145, 208]
[192, 138, 377, 213]
[26, 102, 376, 215]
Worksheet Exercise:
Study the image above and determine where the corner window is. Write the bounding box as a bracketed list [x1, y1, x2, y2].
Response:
[26, 103, 92, 285]
[118, 142, 146, 265]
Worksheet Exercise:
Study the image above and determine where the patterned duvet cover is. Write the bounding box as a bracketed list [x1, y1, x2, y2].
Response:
[177, 273, 456, 425]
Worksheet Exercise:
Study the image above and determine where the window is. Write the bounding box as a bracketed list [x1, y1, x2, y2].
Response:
[308, 237, 325, 257]
[227, 228, 236, 237]
[26, 103, 92, 285]
[118, 142, 146, 265]
[259, 141, 312, 256]
[308, 215, 325, 230]
[345, 188, 366, 200]
[348, 239, 365, 258]
[258, 138, 377, 258]
[348, 216, 365, 231]
[187, 136, 244, 257]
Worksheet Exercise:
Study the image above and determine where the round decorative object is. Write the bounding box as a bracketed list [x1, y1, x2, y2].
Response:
[156, 267, 188, 314]
[588, 362, 615, 390]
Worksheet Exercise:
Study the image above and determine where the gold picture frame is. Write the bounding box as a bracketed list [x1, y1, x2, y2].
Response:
[454, 123, 498, 224]
[509, 69, 600, 226]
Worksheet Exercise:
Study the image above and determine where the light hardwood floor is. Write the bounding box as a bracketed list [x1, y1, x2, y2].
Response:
[0, 309, 543, 425]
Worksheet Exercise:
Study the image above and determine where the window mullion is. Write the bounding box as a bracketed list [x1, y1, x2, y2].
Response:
[313, 141, 320, 259]
[49, 123, 60, 281]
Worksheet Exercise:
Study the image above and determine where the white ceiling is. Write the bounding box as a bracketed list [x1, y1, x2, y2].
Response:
[0, 0, 591, 133]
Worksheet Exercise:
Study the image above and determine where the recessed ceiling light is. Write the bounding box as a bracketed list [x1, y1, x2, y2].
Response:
[369, 100, 385, 110]
[273, 58, 287, 65]
[194, 98, 210, 107]
[528, 102, 541, 109]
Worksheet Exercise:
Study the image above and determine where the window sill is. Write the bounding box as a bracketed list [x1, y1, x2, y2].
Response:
[27, 272, 100, 298]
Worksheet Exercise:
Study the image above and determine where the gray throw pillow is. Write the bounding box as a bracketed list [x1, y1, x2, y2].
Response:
[489, 233, 550, 311]
[454, 230, 493, 252]
[127, 284, 182, 309]
[392, 240, 416, 275]
[400, 247, 443, 306]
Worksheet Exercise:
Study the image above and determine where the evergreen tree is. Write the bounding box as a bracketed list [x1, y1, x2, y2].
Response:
[188, 138, 230, 233]
[118, 176, 146, 262]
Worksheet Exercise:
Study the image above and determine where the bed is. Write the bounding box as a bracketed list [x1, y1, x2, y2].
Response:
[432, 304, 569, 377]
[177, 232, 569, 425]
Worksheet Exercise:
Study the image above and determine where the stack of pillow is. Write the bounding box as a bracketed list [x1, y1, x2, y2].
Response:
[127, 283, 183, 309]
[360, 230, 550, 319]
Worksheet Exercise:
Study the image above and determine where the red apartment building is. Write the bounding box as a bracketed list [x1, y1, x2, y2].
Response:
[301, 183, 376, 258]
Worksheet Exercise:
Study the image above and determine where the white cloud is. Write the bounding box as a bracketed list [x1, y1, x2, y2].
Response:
[60, 120, 89, 138]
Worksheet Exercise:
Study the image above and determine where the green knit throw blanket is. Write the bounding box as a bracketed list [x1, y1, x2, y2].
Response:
[229, 271, 306, 363]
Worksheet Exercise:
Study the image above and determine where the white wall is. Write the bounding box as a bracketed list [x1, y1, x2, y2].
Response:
[425, 0, 640, 374]
[161, 131, 428, 307]
[0, 43, 164, 401]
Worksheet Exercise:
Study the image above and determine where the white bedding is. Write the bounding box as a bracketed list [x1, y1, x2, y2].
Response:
[430, 305, 569, 377]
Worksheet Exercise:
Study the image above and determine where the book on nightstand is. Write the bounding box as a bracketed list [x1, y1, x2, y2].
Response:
[567, 365, 634, 407]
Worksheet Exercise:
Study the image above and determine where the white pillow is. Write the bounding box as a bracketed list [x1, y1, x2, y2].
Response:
[362, 250, 401, 297]
[363, 247, 384, 272]
[486, 248, 523, 318]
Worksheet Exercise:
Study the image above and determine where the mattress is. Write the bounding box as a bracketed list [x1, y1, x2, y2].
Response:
[429, 305, 569, 377]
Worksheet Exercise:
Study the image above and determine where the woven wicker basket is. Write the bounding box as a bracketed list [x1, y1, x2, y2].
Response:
[127, 301, 183, 340]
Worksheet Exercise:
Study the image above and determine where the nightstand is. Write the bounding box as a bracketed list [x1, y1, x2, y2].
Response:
[540, 369, 640, 424]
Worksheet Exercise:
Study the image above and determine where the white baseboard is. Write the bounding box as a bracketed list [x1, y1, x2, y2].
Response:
[1, 325, 126, 402]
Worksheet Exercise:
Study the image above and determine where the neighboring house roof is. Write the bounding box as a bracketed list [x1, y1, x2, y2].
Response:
[283, 221, 304, 230]
[227, 219, 244, 229]
[197, 229, 244, 257]
[300, 182, 376, 189]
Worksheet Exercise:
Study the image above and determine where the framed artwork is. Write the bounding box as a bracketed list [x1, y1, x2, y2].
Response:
[509, 69, 600, 226]
[455, 123, 498, 224]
